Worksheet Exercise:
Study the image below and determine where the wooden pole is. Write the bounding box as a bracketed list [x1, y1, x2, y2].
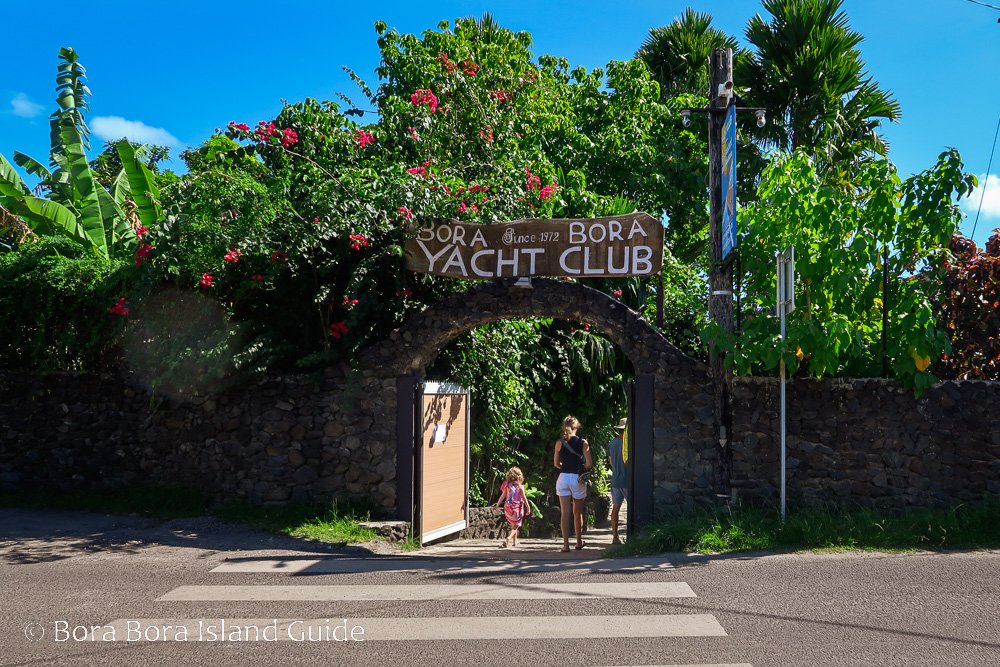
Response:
[708, 48, 735, 493]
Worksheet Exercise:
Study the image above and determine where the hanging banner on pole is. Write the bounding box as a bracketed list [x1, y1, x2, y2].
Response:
[721, 104, 737, 263]
[405, 214, 664, 280]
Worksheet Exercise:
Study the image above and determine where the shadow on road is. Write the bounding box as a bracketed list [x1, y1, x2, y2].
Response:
[0, 508, 379, 565]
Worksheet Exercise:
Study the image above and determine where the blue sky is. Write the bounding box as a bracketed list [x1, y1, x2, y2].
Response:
[3, 0, 999, 246]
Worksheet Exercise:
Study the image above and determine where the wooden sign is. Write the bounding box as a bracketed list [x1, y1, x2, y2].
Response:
[404, 213, 664, 280]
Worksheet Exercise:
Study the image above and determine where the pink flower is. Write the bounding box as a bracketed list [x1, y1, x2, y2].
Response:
[342, 295, 359, 308]
[254, 121, 278, 142]
[406, 166, 427, 177]
[329, 321, 349, 339]
[478, 127, 494, 144]
[349, 233, 369, 251]
[583, 322, 590, 332]
[462, 60, 479, 76]
[398, 206, 413, 221]
[410, 88, 439, 113]
[438, 52, 457, 72]
[224, 249, 242, 263]
[612, 289, 622, 297]
[525, 169, 541, 191]
[488, 90, 511, 103]
[539, 184, 557, 200]
[200, 273, 214, 288]
[107, 297, 129, 316]
[355, 129, 376, 149]
[281, 128, 298, 148]
[408, 126, 419, 141]
[134, 243, 153, 265]
[135, 225, 149, 238]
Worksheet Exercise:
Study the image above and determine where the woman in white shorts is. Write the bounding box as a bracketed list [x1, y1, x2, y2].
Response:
[553, 415, 592, 552]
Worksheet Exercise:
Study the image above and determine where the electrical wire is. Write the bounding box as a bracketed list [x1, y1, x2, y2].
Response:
[963, 0, 1000, 11]
[971, 110, 1000, 239]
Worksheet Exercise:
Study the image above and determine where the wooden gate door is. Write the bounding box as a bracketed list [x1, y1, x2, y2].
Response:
[416, 382, 469, 544]
[627, 375, 654, 535]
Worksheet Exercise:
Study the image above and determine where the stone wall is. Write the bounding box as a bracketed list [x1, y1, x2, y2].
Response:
[731, 377, 1000, 510]
[4, 277, 997, 522]
[0, 368, 399, 513]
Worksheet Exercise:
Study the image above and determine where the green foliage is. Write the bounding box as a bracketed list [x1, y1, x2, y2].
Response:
[90, 139, 172, 190]
[0, 48, 164, 261]
[643, 250, 709, 360]
[433, 318, 629, 503]
[612, 504, 1000, 556]
[637, 8, 748, 99]
[0, 237, 136, 369]
[721, 149, 975, 393]
[741, 0, 901, 172]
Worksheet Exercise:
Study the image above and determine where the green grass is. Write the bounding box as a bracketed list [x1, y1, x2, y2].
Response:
[398, 535, 422, 552]
[610, 504, 1000, 557]
[216, 502, 377, 544]
[0, 486, 378, 545]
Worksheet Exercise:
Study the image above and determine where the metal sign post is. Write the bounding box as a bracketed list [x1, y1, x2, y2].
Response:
[776, 247, 795, 521]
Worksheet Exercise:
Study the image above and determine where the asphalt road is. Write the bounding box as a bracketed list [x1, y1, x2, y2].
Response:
[1, 509, 998, 667]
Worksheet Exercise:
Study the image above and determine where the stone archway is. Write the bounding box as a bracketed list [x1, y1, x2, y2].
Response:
[361, 278, 719, 524]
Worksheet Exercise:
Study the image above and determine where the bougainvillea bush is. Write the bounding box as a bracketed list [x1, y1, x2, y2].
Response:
[138, 17, 707, 374]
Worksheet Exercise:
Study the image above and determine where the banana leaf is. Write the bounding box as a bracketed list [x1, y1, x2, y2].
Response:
[5, 195, 85, 243]
[96, 183, 130, 252]
[116, 141, 161, 229]
[0, 154, 30, 198]
[58, 116, 107, 258]
[13, 152, 51, 180]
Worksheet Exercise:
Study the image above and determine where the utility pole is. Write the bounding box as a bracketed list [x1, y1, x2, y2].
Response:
[682, 48, 763, 497]
[707, 48, 735, 494]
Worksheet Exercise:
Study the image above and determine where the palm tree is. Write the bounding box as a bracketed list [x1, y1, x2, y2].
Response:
[740, 0, 901, 166]
[636, 8, 746, 99]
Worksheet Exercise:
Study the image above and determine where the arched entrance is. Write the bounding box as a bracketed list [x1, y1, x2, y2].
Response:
[360, 278, 719, 532]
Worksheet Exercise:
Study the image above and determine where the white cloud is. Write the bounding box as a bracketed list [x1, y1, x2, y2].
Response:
[10, 92, 44, 118]
[963, 173, 1000, 222]
[91, 116, 179, 146]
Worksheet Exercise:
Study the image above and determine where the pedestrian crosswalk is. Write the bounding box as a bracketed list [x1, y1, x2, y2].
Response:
[158, 581, 697, 601]
[101, 555, 750, 664]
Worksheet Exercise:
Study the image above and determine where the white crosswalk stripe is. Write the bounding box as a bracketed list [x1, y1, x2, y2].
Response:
[97, 614, 727, 641]
[143, 556, 750, 663]
[158, 581, 696, 601]
[211, 556, 682, 574]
